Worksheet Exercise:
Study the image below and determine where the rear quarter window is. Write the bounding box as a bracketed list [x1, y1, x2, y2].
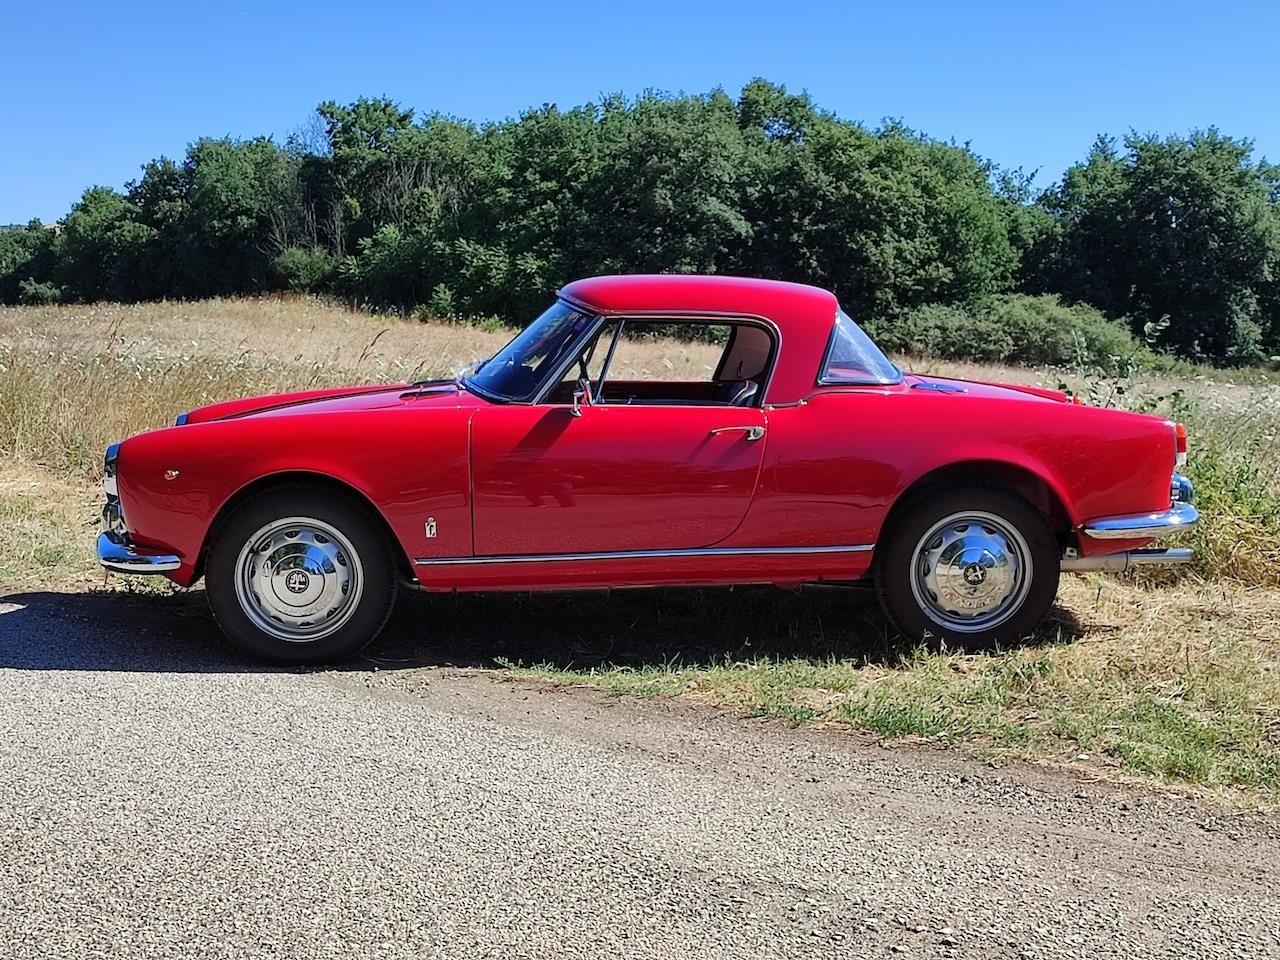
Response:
[820, 310, 902, 385]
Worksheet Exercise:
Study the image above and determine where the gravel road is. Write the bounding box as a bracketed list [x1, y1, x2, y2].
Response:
[1, 589, 1277, 960]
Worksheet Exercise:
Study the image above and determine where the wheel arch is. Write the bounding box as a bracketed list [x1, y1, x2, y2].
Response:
[195, 470, 417, 584]
[878, 460, 1076, 553]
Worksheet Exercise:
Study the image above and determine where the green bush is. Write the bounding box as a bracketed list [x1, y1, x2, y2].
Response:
[872, 294, 1147, 370]
[273, 246, 338, 292]
[426, 283, 456, 320]
[870, 303, 1013, 362]
[17, 278, 63, 304]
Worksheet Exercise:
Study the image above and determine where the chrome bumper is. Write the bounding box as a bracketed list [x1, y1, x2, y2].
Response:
[97, 530, 181, 574]
[1080, 473, 1199, 540]
[1080, 501, 1200, 540]
[1066, 472, 1198, 571]
[98, 443, 181, 575]
[1061, 547, 1193, 572]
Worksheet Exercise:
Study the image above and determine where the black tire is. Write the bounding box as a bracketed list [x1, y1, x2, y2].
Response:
[874, 483, 1059, 651]
[205, 485, 399, 665]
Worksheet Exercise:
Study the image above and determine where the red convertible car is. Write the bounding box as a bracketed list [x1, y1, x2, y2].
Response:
[99, 275, 1198, 663]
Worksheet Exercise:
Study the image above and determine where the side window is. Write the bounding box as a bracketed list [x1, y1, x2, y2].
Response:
[605, 321, 729, 382]
[595, 319, 773, 407]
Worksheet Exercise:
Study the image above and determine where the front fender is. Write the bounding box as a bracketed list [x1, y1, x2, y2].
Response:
[114, 408, 471, 586]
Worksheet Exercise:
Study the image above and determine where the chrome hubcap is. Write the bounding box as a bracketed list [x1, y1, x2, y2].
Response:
[910, 511, 1031, 634]
[233, 517, 363, 643]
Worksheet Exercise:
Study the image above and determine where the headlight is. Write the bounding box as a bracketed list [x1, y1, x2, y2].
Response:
[103, 443, 120, 498]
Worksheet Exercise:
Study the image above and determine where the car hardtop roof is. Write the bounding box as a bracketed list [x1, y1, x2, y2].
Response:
[557, 274, 846, 406]
[559, 274, 838, 328]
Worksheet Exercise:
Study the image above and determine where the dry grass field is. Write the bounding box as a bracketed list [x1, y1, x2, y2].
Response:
[2, 296, 1279, 804]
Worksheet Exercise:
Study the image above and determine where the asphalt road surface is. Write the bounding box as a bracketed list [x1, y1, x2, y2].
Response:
[1, 589, 1277, 960]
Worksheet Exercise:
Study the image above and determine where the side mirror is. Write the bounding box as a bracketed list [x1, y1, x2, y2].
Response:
[571, 377, 594, 417]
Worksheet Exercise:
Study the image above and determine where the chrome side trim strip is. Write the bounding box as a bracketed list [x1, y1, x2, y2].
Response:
[414, 544, 874, 566]
[1080, 501, 1200, 540]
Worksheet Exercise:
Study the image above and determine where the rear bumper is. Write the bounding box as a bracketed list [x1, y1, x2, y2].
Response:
[1061, 547, 1193, 572]
[1067, 472, 1198, 570]
[1080, 472, 1199, 541]
[1080, 500, 1200, 540]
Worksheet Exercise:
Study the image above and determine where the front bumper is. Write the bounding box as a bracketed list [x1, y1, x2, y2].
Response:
[97, 530, 181, 574]
[97, 443, 181, 575]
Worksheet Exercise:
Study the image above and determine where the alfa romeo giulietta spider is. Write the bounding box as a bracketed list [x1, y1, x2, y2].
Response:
[98, 275, 1198, 663]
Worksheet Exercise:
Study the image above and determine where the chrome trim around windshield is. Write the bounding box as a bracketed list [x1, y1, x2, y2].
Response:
[1080, 501, 1200, 540]
[530, 307, 609, 405]
[414, 543, 874, 566]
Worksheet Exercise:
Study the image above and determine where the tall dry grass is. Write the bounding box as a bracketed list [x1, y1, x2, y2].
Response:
[0, 298, 727, 479]
[0, 298, 505, 478]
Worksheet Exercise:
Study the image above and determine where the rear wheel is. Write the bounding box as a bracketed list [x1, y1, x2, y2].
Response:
[206, 486, 398, 664]
[874, 484, 1059, 650]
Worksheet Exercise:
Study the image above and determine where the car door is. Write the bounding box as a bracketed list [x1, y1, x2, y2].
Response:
[469, 402, 768, 556]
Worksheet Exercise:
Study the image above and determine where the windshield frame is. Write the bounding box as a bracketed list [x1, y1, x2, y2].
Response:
[462, 299, 605, 404]
[817, 309, 903, 386]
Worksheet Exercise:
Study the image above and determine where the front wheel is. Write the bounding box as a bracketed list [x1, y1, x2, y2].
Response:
[205, 486, 399, 664]
[874, 484, 1059, 650]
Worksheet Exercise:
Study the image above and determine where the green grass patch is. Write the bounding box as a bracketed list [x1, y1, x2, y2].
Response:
[494, 580, 1280, 801]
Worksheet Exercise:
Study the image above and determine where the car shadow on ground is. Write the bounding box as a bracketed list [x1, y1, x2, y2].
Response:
[0, 584, 1084, 674]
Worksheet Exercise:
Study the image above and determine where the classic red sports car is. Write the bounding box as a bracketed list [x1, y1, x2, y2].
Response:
[99, 275, 1198, 663]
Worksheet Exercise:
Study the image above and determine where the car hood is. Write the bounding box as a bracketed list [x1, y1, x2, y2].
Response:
[903, 373, 1071, 404]
[180, 381, 480, 424]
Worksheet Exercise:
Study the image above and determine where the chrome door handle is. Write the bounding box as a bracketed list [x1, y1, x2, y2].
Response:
[709, 425, 765, 441]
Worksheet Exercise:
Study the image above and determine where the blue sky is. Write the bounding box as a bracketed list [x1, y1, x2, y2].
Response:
[4, 0, 1277, 223]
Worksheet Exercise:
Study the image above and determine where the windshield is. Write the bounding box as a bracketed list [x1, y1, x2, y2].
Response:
[464, 301, 598, 401]
[820, 309, 902, 385]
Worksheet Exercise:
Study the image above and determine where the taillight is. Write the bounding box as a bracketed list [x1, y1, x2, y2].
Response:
[1174, 422, 1188, 467]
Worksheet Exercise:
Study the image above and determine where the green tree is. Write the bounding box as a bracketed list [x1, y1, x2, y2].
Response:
[0, 221, 58, 302]
[177, 137, 300, 295]
[1038, 131, 1280, 363]
[6, 81, 1279, 369]
[56, 187, 154, 301]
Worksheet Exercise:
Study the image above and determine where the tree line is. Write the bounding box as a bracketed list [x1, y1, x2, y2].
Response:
[2, 80, 1278, 366]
